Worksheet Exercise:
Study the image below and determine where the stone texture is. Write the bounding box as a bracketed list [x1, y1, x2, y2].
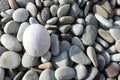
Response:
[41, 51, 51, 63]
[38, 62, 52, 69]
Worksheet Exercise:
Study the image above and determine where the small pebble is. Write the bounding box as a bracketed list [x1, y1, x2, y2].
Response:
[111, 53, 120, 62]
[59, 25, 71, 33]
[38, 62, 52, 69]
[59, 16, 75, 24]
[41, 51, 51, 63]
[102, 51, 110, 64]
[8, 0, 18, 9]
[60, 40, 71, 52]
[50, 5, 59, 17]
[107, 45, 117, 54]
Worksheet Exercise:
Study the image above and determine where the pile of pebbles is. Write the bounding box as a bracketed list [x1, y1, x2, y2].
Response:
[1, 0, 120, 80]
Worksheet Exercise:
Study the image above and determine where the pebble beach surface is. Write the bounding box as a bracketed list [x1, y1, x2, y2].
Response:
[0, 0, 120, 80]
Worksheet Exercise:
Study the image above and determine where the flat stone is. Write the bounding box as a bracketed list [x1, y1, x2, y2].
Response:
[52, 51, 69, 68]
[5, 9, 15, 16]
[0, 68, 4, 80]
[85, 13, 98, 28]
[98, 29, 114, 43]
[69, 45, 91, 65]
[16, 0, 34, 7]
[87, 46, 98, 67]
[50, 5, 59, 17]
[107, 45, 117, 54]
[1, 34, 22, 52]
[59, 16, 75, 24]
[110, 26, 120, 41]
[13, 8, 29, 22]
[55, 66, 75, 80]
[22, 52, 38, 68]
[0, 51, 21, 69]
[72, 37, 84, 50]
[0, 0, 9, 12]
[42, 0, 53, 7]
[37, 12, 45, 25]
[71, 24, 84, 36]
[102, 51, 110, 64]
[41, 51, 51, 63]
[59, 25, 71, 33]
[38, 62, 52, 69]
[26, 2, 37, 17]
[4, 20, 20, 34]
[60, 40, 71, 52]
[93, 5, 108, 18]
[95, 14, 113, 28]
[23, 24, 51, 57]
[29, 17, 39, 24]
[4, 76, 12, 80]
[39, 69, 55, 80]
[104, 62, 120, 77]
[17, 22, 30, 42]
[46, 17, 58, 25]
[111, 53, 120, 62]
[74, 64, 87, 80]
[50, 34, 60, 56]
[57, 4, 70, 17]
[8, 0, 18, 9]
[115, 9, 120, 16]
[22, 70, 39, 80]
[81, 25, 97, 45]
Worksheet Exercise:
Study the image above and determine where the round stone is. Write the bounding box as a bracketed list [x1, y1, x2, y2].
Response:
[13, 8, 29, 22]
[16, 0, 34, 7]
[0, 0, 9, 12]
[0, 51, 21, 69]
[59, 25, 71, 33]
[1, 34, 22, 52]
[115, 39, 120, 52]
[60, 40, 71, 52]
[111, 53, 120, 62]
[46, 17, 58, 25]
[0, 46, 7, 56]
[55, 66, 75, 80]
[50, 5, 59, 17]
[23, 24, 51, 57]
[59, 16, 75, 24]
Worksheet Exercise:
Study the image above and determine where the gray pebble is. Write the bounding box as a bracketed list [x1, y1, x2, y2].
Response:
[0, 12, 9, 17]
[102, 51, 110, 64]
[0, 0, 9, 12]
[50, 34, 60, 56]
[59, 16, 75, 24]
[60, 40, 71, 52]
[111, 53, 120, 62]
[13, 8, 29, 22]
[41, 51, 51, 63]
[69, 45, 91, 65]
[22, 70, 39, 80]
[107, 45, 117, 54]
[58, 0, 75, 5]
[82, 25, 97, 45]
[0, 68, 4, 80]
[71, 24, 84, 36]
[87, 46, 98, 67]
[52, 51, 69, 68]
[55, 66, 75, 80]
[1, 34, 22, 52]
[93, 42, 104, 53]
[26, 2, 37, 17]
[22, 52, 38, 68]
[76, 18, 85, 25]
[29, 17, 39, 24]
[4, 20, 20, 34]
[50, 5, 59, 17]
[72, 37, 85, 51]
[42, 0, 53, 7]
[46, 17, 58, 25]
[17, 22, 30, 42]
[74, 64, 87, 80]
[57, 4, 70, 17]
[39, 69, 55, 80]
[85, 13, 98, 28]
[5, 9, 15, 16]
[0, 51, 21, 69]
[35, 0, 42, 8]
[16, 0, 34, 7]
[95, 14, 113, 28]
[59, 25, 71, 33]
[84, 1, 90, 16]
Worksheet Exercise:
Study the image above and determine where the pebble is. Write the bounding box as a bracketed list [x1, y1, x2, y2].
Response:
[37, 12, 45, 25]
[97, 54, 106, 70]
[14, 71, 24, 80]
[102, 51, 110, 64]
[1, 34, 22, 52]
[110, 26, 120, 41]
[41, 7, 50, 22]
[85, 13, 98, 28]
[114, 21, 120, 26]
[104, 62, 120, 77]
[98, 29, 114, 43]
[29, 17, 39, 24]
[50, 5, 59, 17]
[52, 51, 69, 68]
[22, 52, 38, 68]
[23, 24, 51, 57]
[59, 25, 71, 33]
[71, 24, 84, 36]
[0, 51, 21, 69]
[0, 46, 6, 56]
[69, 3, 80, 17]
[107, 45, 117, 54]
[74, 64, 87, 80]
[35, 0, 42, 8]
[84, 1, 90, 17]
[69, 45, 91, 65]
[17, 22, 30, 42]
[26, 2, 37, 17]
[41, 51, 51, 63]
[115, 9, 120, 16]
[8, 0, 18, 9]
[57, 4, 70, 17]
[87, 46, 98, 67]
[16, 0, 34, 7]
[93, 5, 108, 18]
[94, 42, 104, 53]
[39, 69, 55, 80]
[55, 66, 75, 80]
[5, 9, 15, 16]
[117, 0, 120, 5]
[42, 0, 53, 7]
[38, 62, 52, 69]
[58, 0, 75, 5]
[46, 17, 58, 25]
[76, 18, 85, 25]
[13, 8, 29, 22]
[59, 16, 75, 24]
[86, 67, 98, 80]
[0, 68, 4, 80]
[0, 0, 9, 12]
[22, 70, 39, 80]
[60, 40, 71, 52]
[72, 37, 85, 51]
[115, 40, 120, 52]
[50, 34, 60, 56]
[95, 14, 113, 28]
[111, 53, 120, 62]
[81, 25, 97, 45]
[4, 20, 20, 34]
